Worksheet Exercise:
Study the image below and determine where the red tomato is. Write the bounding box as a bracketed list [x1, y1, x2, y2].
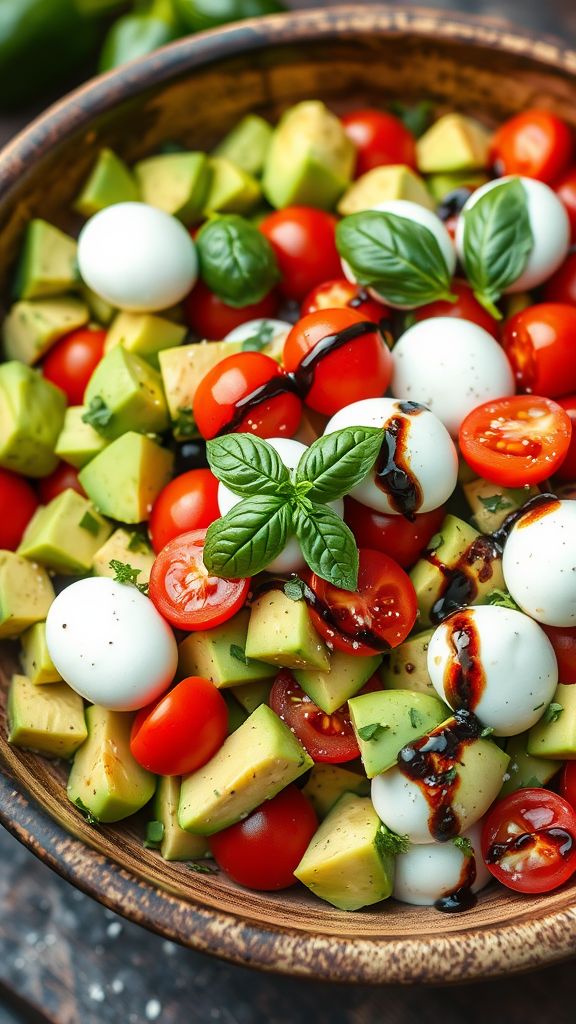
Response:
[542, 625, 576, 683]
[489, 109, 574, 183]
[502, 304, 576, 398]
[305, 548, 417, 656]
[259, 207, 341, 301]
[193, 350, 302, 440]
[459, 395, 572, 487]
[344, 497, 445, 569]
[543, 251, 576, 306]
[209, 785, 318, 890]
[414, 279, 499, 338]
[42, 328, 106, 406]
[130, 675, 228, 776]
[184, 280, 279, 340]
[282, 308, 392, 417]
[149, 469, 220, 553]
[555, 396, 576, 482]
[148, 528, 249, 631]
[300, 278, 389, 323]
[0, 469, 39, 550]
[554, 167, 576, 243]
[341, 108, 417, 176]
[560, 763, 576, 809]
[481, 789, 576, 894]
[38, 463, 85, 503]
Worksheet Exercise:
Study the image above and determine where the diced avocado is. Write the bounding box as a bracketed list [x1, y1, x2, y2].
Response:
[84, 345, 169, 440]
[135, 152, 211, 224]
[178, 703, 313, 835]
[79, 432, 173, 524]
[294, 650, 382, 715]
[177, 608, 274, 688]
[3, 296, 89, 366]
[13, 220, 79, 300]
[152, 777, 209, 862]
[20, 622, 62, 685]
[527, 685, 576, 759]
[105, 311, 187, 367]
[213, 115, 273, 177]
[92, 527, 154, 585]
[8, 674, 87, 758]
[81, 284, 116, 327]
[349, 689, 448, 778]
[246, 590, 329, 672]
[302, 764, 370, 819]
[203, 157, 261, 215]
[427, 170, 489, 203]
[500, 732, 559, 797]
[294, 793, 394, 911]
[263, 101, 355, 211]
[417, 114, 491, 173]
[464, 478, 540, 534]
[158, 339, 245, 438]
[0, 362, 66, 477]
[230, 678, 272, 715]
[0, 551, 55, 638]
[75, 148, 140, 217]
[224, 691, 249, 733]
[55, 406, 110, 469]
[338, 165, 434, 216]
[18, 488, 112, 575]
[68, 706, 156, 823]
[381, 629, 435, 695]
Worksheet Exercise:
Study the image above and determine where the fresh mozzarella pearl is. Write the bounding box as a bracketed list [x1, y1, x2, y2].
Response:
[503, 499, 576, 626]
[393, 821, 491, 906]
[224, 319, 292, 356]
[324, 397, 458, 514]
[46, 577, 177, 711]
[456, 177, 570, 293]
[77, 202, 198, 312]
[391, 317, 515, 437]
[427, 605, 558, 736]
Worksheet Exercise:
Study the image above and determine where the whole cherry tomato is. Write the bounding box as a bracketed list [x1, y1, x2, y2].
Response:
[259, 207, 341, 301]
[542, 625, 576, 683]
[42, 328, 106, 406]
[554, 395, 576, 483]
[543, 251, 576, 306]
[300, 277, 389, 324]
[554, 167, 576, 243]
[341, 108, 417, 176]
[184, 280, 279, 340]
[344, 497, 445, 568]
[414, 279, 499, 338]
[149, 469, 220, 553]
[38, 463, 85, 503]
[0, 469, 39, 550]
[490, 109, 574, 183]
[501, 304, 576, 398]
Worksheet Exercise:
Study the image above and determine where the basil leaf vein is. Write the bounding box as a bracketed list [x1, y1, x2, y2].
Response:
[207, 434, 289, 497]
[197, 215, 280, 308]
[294, 502, 359, 591]
[203, 494, 291, 578]
[296, 426, 383, 502]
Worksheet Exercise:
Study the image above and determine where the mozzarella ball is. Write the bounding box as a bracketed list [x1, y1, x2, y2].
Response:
[456, 177, 570, 293]
[46, 577, 177, 711]
[78, 202, 198, 312]
[503, 498, 576, 626]
[393, 821, 491, 907]
[324, 397, 458, 514]
[224, 318, 292, 356]
[427, 605, 558, 736]
[391, 317, 515, 437]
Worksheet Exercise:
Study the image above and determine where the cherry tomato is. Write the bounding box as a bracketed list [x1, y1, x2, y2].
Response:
[554, 396, 576, 482]
[184, 280, 279, 340]
[130, 676, 228, 776]
[542, 625, 576, 683]
[38, 462, 85, 503]
[543, 251, 576, 306]
[42, 328, 106, 407]
[414, 279, 499, 338]
[0, 469, 39, 550]
[300, 278, 389, 324]
[481, 789, 576, 894]
[341, 108, 417, 176]
[305, 548, 418, 656]
[560, 763, 576, 809]
[149, 469, 220, 553]
[193, 350, 302, 440]
[489, 109, 574, 183]
[259, 207, 341, 301]
[148, 528, 249, 631]
[502, 304, 576, 398]
[282, 308, 392, 417]
[554, 167, 576, 243]
[344, 497, 445, 569]
[459, 395, 572, 487]
[209, 785, 318, 891]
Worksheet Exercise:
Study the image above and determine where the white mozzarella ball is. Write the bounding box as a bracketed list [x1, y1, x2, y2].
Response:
[391, 317, 515, 437]
[456, 177, 570, 293]
[77, 202, 198, 312]
[427, 605, 558, 736]
[503, 499, 576, 626]
[324, 397, 458, 514]
[46, 577, 177, 711]
[393, 821, 491, 906]
[224, 318, 292, 354]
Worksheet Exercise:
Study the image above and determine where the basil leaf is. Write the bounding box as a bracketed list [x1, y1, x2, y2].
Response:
[203, 495, 291, 578]
[284, 577, 306, 601]
[389, 100, 432, 138]
[197, 215, 280, 308]
[294, 502, 359, 590]
[295, 426, 383, 502]
[241, 320, 275, 353]
[206, 434, 289, 497]
[461, 178, 533, 319]
[336, 210, 456, 307]
[453, 836, 474, 858]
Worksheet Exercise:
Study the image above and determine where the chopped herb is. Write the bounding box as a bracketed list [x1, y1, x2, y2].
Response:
[109, 559, 149, 594]
[389, 100, 432, 138]
[453, 836, 474, 857]
[479, 493, 513, 514]
[377, 825, 410, 855]
[173, 406, 198, 438]
[284, 577, 306, 601]
[144, 820, 164, 849]
[443, 767, 458, 784]
[480, 726, 495, 738]
[533, 703, 545, 712]
[74, 797, 100, 826]
[78, 510, 101, 536]
[82, 395, 112, 430]
[230, 644, 249, 665]
[427, 532, 443, 552]
[543, 702, 563, 724]
[187, 861, 219, 874]
[520, 776, 544, 789]
[409, 708, 423, 730]
[241, 320, 275, 353]
[486, 589, 520, 611]
[357, 722, 389, 741]
[127, 531, 151, 554]
[213, 789, 221, 798]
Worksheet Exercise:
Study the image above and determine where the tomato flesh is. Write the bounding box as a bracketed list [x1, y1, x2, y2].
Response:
[341, 108, 417, 176]
[502, 304, 576, 398]
[149, 469, 220, 553]
[0, 469, 39, 550]
[490, 109, 574, 183]
[184, 280, 279, 340]
[344, 497, 445, 569]
[259, 207, 341, 302]
[300, 278, 389, 324]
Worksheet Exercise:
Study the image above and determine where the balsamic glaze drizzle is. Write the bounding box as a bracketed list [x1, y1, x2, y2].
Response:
[443, 610, 485, 713]
[486, 827, 574, 865]
[435, 854, 478, 913]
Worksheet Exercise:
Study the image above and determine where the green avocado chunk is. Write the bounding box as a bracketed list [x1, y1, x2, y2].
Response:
[381, 629, 436, 695]
[302, 764, 370, 819]
[294, 650, 382, 715]
[417, 114, 491, 173]
[463, 478, 541, 534]
[159, 340, 242, 438]
[75, 148, 140, 217]
[8, 674, 87, 758]
[527, 685, 576, 759]
[338, 165, 434, 216]
[0, 361, 66, 478]
[224, 692, 249, 733]
[499, 732, 559, 797]
[246, 590, 329, 672]
[105, 311, 187, 367]
[152, 777, 209, 862]
[135, 151, 212, 224]
[81, 284, 117, 327]
[178, 609, 274, 688]
[55, 406, 110, 469]
[20, 622, 62, 686]
[203, 157, 261, 215]
[426, 170, 489, 203]
[213, 114, 273, 177]
[3, 296, 89, 366]
[79, 432, 174, 524]
[229, 679, 272, 715]
[13, 220, 79, 300]
[18, 488, 112, 576]
[0, 551, 55, 639]
[83, 344, 170, 440]
[92, 528, 155, 586]
[349, 689, 448, 778]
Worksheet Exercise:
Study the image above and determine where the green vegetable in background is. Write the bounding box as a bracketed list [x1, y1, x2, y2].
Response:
[99, 0, 181, 71]
[174, 0, 285, 32]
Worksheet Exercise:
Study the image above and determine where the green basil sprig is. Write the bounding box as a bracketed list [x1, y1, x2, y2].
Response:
[196, 214, 280, 308]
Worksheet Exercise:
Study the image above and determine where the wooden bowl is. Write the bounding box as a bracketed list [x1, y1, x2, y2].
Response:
[2, 5, 576, 985]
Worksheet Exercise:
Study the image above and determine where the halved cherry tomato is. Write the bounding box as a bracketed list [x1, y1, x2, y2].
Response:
[300, 278, 389, 324]
[130, 675, 228, 776]
[489, 109, 574, 183]
[148, 528, 249, 631]
[554, 167, 576, 243]
[42, 328, 106, 407]
[502, 304, 576, 398]
[341, 108, 417, 176]
[481, 789, 576, 894]
[560, 763, 576, 810]
[209, 785, 318, 890]
[459, 395, 572, 487]
[344, 497, 445, 569]
[414, 279, 499, 338]
[542, 625, 576, 683]
[184, 280, 279, 340]
[259, 207, 341, 301]
[38, 462, 85, 503]
[304, 548, 418, 656]
[193, 350, 302, 440]
[554, 396, 576, 482]
[0, 469, 39, 550]
[149, 469, 220, 553]
[282, 308, 392, 417]
[543, 251, 576, 306]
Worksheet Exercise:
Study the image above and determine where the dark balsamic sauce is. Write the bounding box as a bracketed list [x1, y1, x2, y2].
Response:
[490, 492, 559, 547]
[486, 827, 574, 865]
[374, 416, 423, 520]
[435, 854, 478, 913]
[427, 535, 500, 625]
[443, 610, 485, 712]
[436, 187, 474, 223]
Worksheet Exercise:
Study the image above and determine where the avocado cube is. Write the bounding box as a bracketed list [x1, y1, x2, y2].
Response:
[179, 704, 313, 835]
[463, 478, 540, 534]
[177, 609, 274, 688]
[105, 312, 187, 367]
[349, 689, 448, 778]
[213, 115, 272, 177]
[417, 114, 491, 173]
[0, 362, 66, 478]
[13, 219, 79, 300]
[295, 793, 394, 911]
[159, 340, 242, 437]
[0, 551, 55, 639]
[55, 406, 110, 469]
[152, 777, 209, 862]
[18, 489, 112, 575]
[224, 692, 249, 733]
[81, 284, 117, 327]
[499, 732, 559, 797]
[20, 622, 62, 685]
[246, 590, 329, 672]
[3, 296, 89, 366]
[84, 345, 169, 440]
[79, 432, 174, 524]
[203, 157, 261, 215]
[302, 764, 370, 820]
[338, 165, 434, 216]
[8, 674, 87, 758]
[381, 629, 436, 695]
[75, 148, 140, 217]
[135, 152, 211, 225]
[294, 650, 382, 715]
[426, 171, 489, 203]
[92, 528, 154, 585]
[527, 685, 576, 759]
[230, 679, 272, 715]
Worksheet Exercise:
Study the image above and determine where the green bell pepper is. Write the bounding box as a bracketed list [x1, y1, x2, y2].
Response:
[99, 0, 181, 71]
[174, 0, 285, 33]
